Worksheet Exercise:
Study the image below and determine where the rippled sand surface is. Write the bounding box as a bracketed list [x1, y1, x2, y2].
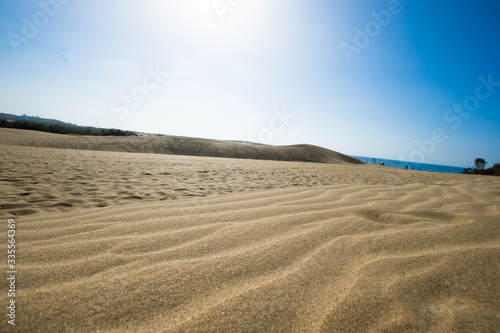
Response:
[1, 129, 499, 332]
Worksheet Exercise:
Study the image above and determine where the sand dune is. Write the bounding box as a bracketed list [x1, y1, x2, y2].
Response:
[0, 142, 458, 218]
[1, 129, 499, 332]
[0, 128, 362, 164]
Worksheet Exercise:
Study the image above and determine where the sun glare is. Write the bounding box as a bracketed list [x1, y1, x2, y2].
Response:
[142, 0, 273, 44]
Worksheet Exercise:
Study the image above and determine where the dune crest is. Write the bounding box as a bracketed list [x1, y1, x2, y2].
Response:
[0, 128, 361, 164]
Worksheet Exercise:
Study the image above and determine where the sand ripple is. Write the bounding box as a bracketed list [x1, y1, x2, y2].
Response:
[2, 181, 499, 332]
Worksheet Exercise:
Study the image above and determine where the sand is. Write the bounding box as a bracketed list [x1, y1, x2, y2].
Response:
[0, 128, 363, 165]
[1, 129, 499, 332]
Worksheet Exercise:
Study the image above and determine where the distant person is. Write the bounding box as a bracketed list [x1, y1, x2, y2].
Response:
[412, 166, 414, 170]
[406, 165, 408, 170]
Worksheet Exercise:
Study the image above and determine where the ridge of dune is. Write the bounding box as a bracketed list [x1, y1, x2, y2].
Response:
[0, 128, 362, 164]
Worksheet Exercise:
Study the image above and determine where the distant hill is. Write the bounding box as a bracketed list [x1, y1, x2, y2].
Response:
[0, 127, 363, 165]
[0, 113, 137, 136]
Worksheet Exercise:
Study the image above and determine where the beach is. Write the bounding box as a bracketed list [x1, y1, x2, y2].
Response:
[1, 128, 499, 332]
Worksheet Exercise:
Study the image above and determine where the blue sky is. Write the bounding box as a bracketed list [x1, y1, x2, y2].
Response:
[1, 0, 499, 167]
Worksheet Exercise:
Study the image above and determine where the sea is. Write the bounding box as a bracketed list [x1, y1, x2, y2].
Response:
[351, 156, 465, 174]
